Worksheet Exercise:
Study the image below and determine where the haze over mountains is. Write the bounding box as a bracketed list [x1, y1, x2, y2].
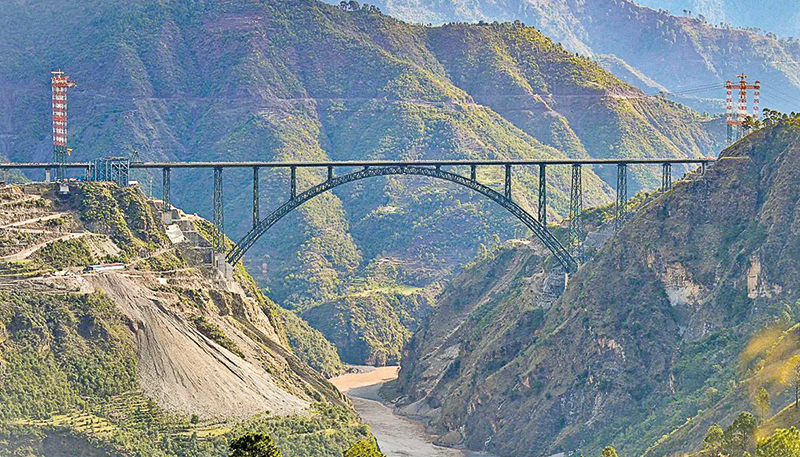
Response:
[635, 0, 800, 37]
[345, 0, 800, 113]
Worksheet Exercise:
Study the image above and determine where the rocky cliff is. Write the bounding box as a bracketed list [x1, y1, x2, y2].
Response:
[396, 121, 800, 456]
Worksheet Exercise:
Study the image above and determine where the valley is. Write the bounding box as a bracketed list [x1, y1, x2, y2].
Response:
[2, 0, 800, 456]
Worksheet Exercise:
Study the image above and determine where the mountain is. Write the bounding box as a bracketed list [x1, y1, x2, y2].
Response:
[0, 182, 369, 457]
[635, 0, 800, 38]
[0, 0, 720, 364]
[395, 119, 800, 457]
[344, 0, 800, 114]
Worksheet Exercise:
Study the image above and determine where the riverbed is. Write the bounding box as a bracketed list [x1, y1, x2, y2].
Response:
[330, 367, 496, 457]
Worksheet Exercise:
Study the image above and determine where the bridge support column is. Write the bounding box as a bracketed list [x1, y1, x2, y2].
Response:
[538, 164, 547, 226]
[161, 167, 172, 224]
[213, 167, 224, 253]
[253, 167, 260, 229]
[290, 166, 296, 200]
[616, 163, 628, 233]
[470, 164, 476, 182]
[661, 163, 672, 192]
[327, 166, 334, 182]
[45, 168, 51, 183]
[504, 164, 512, 200]
[569, 164, 583, 261]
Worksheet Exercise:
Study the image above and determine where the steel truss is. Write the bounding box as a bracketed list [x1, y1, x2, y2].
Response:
[616, 163, 628, 233]
[568, 164, 584, 260]
[227, 165, 577, 272]
[213, 167, 224, 253]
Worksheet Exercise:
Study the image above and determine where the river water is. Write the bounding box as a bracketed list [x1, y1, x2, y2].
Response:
[330, 367, 497, 457]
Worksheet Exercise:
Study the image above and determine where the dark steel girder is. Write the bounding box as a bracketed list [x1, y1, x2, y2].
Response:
[226, 165, 577, 272]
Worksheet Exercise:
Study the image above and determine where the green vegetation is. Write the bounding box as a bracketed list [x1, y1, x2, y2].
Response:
[280, 309, 345, 378]
[194, 316, 246, 359]
[72, 183, 165, 258]
[757, 427, 800, 457]
[600, 446, 619, 457]
[230, 432, 282, 457]
[344, 439, 386, 457]
[30, 237, 95, 269]
[0, 290, 136, 421]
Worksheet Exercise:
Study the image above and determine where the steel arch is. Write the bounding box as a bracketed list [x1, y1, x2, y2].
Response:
[226, 165, 577, 272]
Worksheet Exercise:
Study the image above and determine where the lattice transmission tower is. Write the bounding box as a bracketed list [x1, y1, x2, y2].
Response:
[726, 74, 760, 145]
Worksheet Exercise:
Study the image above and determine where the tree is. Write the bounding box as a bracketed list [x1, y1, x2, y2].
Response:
[724, 412, 758, 455]
[601, 446, 619, 457]
[344, 439, 386, 457]
[756, 427, 800, 457]
[755, 387, 771, 421]
[703, 424, 724, 451]
[229, 432, 282, 457]
[792, 355, 800, 409]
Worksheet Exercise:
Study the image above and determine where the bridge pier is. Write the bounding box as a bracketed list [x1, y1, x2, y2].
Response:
[616, 163, 628, 233]
[504, 164, 512, 200]
[290, 166, 296, 200]
[161, 167, 172, 224]
[569, 164, 583, 261]
[253, 167, 260, 229]
[213, 167, 224, 253]
[538, 164, 547, 226]
[470, 164, 477, 182]
[327, 165, 334, 182]
[662, 163, 672, 191]
[45, 168, 51, 183]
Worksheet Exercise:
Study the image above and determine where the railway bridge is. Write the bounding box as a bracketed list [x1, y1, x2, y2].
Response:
[0, 157, 712, 273]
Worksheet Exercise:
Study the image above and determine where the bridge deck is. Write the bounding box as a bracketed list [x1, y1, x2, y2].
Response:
[0, 158, 714, 170]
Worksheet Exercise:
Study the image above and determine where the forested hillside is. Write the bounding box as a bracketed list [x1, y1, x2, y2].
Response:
[0, 0, 720, 364]
[397, 120, 800, 456]
[351, 0, 800, 113]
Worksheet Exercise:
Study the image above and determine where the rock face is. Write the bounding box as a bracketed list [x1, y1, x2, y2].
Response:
[397, 121, 800, 457]
[0, 0, 722, 365]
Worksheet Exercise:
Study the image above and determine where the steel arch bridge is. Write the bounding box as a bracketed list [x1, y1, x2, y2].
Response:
[225, 165, 577, 272]
[1, 157, 713, 275]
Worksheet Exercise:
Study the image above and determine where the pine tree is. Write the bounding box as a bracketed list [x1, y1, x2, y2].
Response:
[229, 432, 282, 457]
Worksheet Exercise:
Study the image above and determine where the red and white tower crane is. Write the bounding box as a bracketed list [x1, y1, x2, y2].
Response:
[51, 70, 76, 181]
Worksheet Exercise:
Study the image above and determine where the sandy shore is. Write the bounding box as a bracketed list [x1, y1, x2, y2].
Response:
[329, 367, 496, 457]
[329, 366, 401, 392]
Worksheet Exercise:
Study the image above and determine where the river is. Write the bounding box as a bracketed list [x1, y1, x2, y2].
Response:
[329, 367, 497, 457]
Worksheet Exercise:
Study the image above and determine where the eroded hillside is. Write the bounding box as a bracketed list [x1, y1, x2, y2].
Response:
[0, 183, 368, 457]
[396, 121, 800, 457]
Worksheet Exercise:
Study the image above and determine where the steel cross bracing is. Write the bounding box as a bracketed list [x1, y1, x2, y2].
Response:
[213, 167, 224, 253]
[162, 168, 171, 213]
[568, 164, 584, 261]
[253, 167, 260, 229]
[226, 165, 578, 273]
[616, 163, 628, 233]
[662, 163, 673, 191]
[538, 164, 547, 227]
